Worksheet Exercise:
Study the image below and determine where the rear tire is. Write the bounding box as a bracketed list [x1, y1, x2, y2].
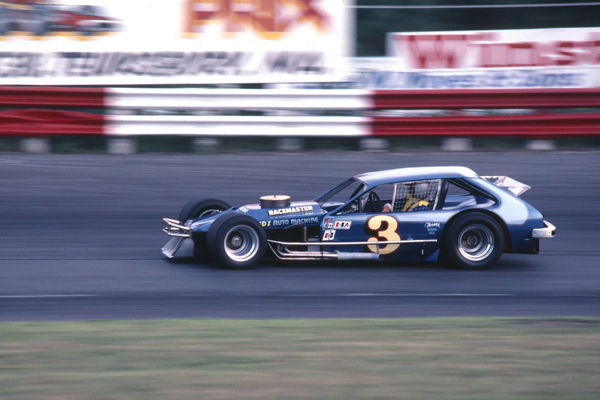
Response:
[178, 198, 230, 222]
[441, 213, 504, 270]
[207, 214, 267, 269]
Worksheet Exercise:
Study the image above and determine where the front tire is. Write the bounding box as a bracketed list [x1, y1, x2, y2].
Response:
[178, 198, 230, 222]
[207, 214, 267, 269]
[442, 213, 504, 270]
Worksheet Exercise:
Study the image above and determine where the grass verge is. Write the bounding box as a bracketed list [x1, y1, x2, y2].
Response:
[1, 318, 599, 400]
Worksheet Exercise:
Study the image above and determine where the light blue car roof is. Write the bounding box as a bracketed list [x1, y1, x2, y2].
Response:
[354, 166, 479, 186]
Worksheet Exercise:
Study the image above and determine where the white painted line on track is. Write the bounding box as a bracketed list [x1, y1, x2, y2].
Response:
[338, 293, 513, 297]
[0, 295, 100, 299]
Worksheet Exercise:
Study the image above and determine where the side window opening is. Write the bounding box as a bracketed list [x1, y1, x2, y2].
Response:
[393, 179, 440, 212]
[336, 198, 360, 215]
[443, 180, 478, 210]
[316, 178, 365, 211]
[335, 179, 441, 214]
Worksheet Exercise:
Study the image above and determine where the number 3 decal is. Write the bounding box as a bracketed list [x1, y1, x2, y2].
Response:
[366, 215, 401, 254]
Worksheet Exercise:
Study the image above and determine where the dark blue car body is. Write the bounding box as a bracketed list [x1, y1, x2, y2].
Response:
[162, 166, 555, 268]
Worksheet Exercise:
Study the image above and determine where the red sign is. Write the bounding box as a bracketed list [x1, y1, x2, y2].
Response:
[388, 28, 600, 69]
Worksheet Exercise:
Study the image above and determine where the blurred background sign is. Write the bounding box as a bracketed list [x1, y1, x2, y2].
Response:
[387, 28, 600, 69]
[0, 0, 350, 84]
[349, 59, 600, 90]
[344, 27, 600, 89]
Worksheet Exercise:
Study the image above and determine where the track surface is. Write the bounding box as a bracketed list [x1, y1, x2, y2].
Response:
[1, 152, 598, 321]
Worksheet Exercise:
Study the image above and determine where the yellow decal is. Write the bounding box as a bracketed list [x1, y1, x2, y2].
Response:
[366, 215, 401, 255]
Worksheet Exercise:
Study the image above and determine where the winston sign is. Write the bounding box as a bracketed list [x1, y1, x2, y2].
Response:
[344, 28, 600, 90]
[387, 27, 600, 69]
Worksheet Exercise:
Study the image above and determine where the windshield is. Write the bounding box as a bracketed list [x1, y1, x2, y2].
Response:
[315, 178, 366, 206]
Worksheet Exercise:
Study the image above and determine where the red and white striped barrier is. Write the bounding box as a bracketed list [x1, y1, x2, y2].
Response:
[108, 88, 371, 111]
[108, 115, 368, 137]
[1, 87, 599, 138]
[106, 88, 371, 136]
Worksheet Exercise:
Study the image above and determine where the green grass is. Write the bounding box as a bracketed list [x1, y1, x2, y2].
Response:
[1, 318, 599, 400]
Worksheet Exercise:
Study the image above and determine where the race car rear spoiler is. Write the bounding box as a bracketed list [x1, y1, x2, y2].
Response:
[481, 176, 531, 196]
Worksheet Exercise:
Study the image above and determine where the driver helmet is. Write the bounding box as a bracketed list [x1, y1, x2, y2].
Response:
[413, 181, 430, 197]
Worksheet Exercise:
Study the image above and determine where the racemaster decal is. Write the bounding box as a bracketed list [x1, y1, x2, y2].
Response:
[268, 205, 313, 216]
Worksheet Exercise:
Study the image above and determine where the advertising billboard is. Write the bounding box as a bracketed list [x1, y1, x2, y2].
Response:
[349, 58, 600, 90]
[387, 27, 600, 69]
[342, 27, 600, 90]
[0, 0, 349, 84]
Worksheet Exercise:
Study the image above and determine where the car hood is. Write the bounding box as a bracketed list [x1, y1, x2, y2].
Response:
[240, 200, 326, 229]
[190, 200, 326, 232]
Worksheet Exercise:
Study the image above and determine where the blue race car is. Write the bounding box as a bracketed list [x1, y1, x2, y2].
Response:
[162, 166, 555, 269]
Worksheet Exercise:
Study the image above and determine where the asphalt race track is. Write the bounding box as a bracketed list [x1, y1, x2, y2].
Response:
[1, 152, 598, 321]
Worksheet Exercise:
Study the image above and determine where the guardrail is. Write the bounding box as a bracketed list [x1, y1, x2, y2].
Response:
[108, 115, 368, 137]
[1, 87, 599, 137]
[0, 109, 104, 135]
[372, 114, 600, 137]
[109, 88, 370, 110]
[0, 86, 105, 108]
[372, 89, 600, 109]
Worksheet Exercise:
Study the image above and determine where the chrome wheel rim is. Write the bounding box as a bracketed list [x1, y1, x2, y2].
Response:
[458, 223, 495, 262]
[224, 225, 260, 263]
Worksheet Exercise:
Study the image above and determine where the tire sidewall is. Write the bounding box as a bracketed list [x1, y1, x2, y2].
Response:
[207, 214, 267, 269]
[442, 213, 504, 270]
[178, 198, 231, 222]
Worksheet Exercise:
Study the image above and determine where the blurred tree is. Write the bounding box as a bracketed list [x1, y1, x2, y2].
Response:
[355, 0, 600, 56]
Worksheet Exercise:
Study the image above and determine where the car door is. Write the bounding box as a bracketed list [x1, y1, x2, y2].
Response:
[322, 179, 446, 261]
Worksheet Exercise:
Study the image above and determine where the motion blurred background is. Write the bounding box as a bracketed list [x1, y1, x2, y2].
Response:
[1, 2, 600, 400]
[0, 0, 597, 152]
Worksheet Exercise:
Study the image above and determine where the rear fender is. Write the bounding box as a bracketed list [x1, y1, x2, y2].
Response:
[441, 209, 511, 253]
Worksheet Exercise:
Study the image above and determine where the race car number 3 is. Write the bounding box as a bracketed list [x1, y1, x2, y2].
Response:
[366, 215, 401, 254]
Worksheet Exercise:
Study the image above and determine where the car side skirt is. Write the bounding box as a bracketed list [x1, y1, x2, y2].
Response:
[267, 238, 437, 261]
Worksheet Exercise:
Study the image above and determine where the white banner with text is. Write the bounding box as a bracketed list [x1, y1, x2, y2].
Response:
[0, 0, 349, 84]
[350, 58, 600, 89]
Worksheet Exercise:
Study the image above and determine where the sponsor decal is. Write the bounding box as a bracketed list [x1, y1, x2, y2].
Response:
[268, 205, 313, 216]
[333, 220, 351, 230]
[290, 216, 320, 225]
[260, 216, 320, 228]
[425, 222, 441, 235]
[272, 219, 290, 227]
[322, 229, 335, 241]
[323, 217, 334, 229]
[238, 206, 248, 213]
